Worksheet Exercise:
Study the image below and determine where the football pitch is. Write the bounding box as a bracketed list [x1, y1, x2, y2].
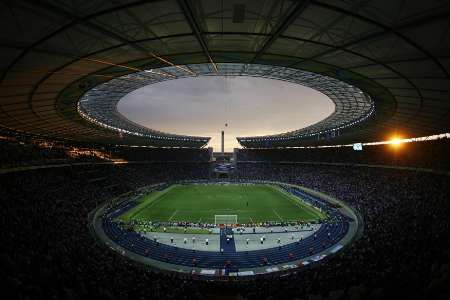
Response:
[119, 184, 326, 224]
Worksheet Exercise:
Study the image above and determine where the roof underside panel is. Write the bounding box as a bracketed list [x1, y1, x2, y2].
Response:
[0, 0, 449, 147]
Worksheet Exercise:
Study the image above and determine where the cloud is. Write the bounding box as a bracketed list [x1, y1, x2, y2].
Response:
[117, 76, 334, 151]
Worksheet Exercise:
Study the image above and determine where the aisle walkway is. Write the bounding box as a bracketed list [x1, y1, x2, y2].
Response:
[219, 227, 236, 253]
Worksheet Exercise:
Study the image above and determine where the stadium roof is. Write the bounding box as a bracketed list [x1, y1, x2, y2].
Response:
[79, 63, 374, 147]
[1, 0, 449, 147]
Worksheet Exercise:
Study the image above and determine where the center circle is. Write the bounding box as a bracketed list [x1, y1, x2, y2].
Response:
[117, 76, 335, 150]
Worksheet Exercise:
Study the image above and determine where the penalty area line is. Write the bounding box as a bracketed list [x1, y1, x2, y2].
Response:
[168, 210, 178, 221]
[273, 209, 283, 222]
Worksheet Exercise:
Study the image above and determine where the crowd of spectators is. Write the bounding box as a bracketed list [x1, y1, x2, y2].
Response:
[107, 146, 211, 162]
[233, 163, 450, 299]
[0, 131, 211, 169]
[1, 163, 211, 300]
[0, 138, 108, 168]
[1, 142, 449, 299]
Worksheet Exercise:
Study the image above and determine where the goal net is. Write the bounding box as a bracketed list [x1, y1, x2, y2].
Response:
[214, 215, 238, 225]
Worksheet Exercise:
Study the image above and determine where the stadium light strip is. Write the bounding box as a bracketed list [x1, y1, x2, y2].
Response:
[238, 94, 375, 143]
[360, 133, 450, 146]
[238, 106, 375, 143]
[248, 133, 450, 149]
[77, 102, 209, 143]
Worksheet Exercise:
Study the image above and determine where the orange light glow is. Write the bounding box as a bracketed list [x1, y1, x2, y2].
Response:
[389, 136, 404, 148]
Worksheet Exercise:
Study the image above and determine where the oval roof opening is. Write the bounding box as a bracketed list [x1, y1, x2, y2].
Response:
[117, 76, 335, 151]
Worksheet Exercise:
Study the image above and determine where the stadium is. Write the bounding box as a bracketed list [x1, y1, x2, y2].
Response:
[1, 1, 449, 299]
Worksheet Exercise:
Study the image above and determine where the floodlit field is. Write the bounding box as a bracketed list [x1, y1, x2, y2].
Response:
[119, 184, 326, 224]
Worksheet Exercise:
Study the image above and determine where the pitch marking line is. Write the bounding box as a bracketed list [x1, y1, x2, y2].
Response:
[128, 187, 175, 219]
[271, 185, 323, 220]
[168, 210, 178, 221]
[273, 209, 284, 221]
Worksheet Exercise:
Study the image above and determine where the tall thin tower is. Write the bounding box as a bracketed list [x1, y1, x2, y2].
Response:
[221, 130, 224, 156]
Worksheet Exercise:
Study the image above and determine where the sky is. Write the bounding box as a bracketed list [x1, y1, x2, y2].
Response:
[117, 76, 335, 152]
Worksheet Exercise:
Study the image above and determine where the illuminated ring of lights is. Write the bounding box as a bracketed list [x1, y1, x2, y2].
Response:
[78, 63, 374, 147]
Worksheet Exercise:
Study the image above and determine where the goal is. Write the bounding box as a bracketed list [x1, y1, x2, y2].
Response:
[214, 215, 238, 225]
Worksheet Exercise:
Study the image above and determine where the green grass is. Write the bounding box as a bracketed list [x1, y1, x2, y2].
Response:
[119, 184, 326, 224]
[133, 226, 212, 234]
